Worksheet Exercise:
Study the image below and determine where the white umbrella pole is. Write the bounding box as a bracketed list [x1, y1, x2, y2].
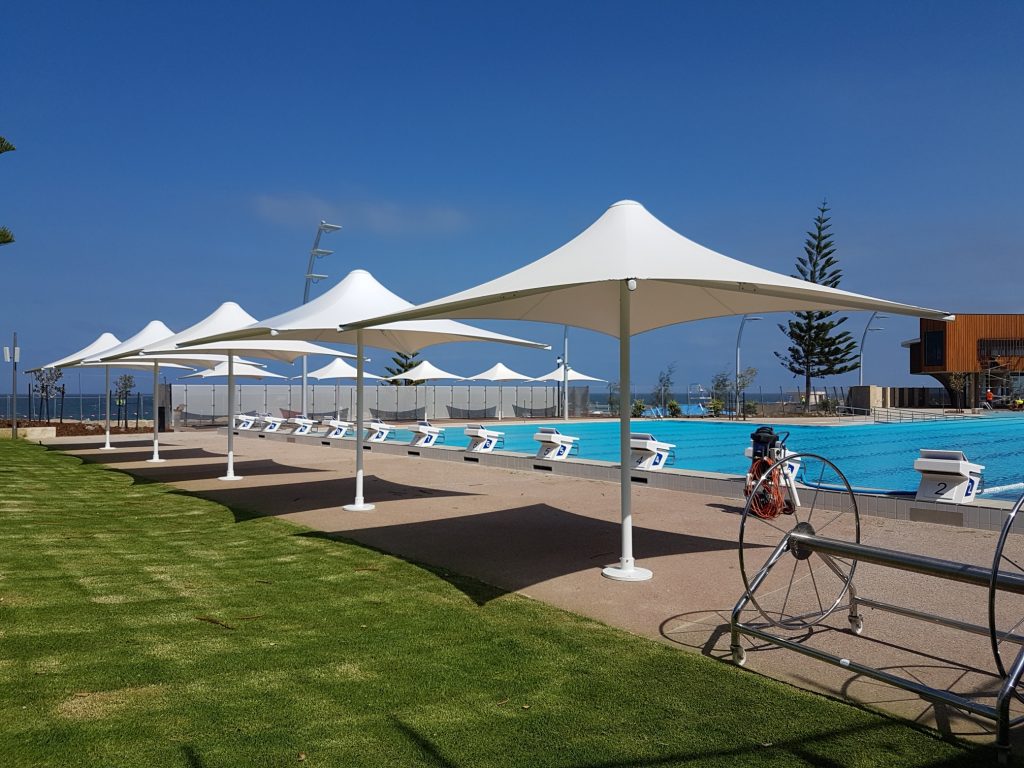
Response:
[344, 331, 374, 512]
[220, 355, 240, 481]
[147, 362, 165, 463]
[603, 279, 651, 581]
[335, 379, 340, 420]
[100, 366, 114, 450]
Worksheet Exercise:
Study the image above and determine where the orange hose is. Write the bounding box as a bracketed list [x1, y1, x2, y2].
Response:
[745, 456, 786, 519]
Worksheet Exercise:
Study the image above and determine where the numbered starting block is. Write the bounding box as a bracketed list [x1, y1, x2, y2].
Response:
[533, 427, 580, 461]
[365, 419, 395, 443]
[321, 419, 352, 439]
[261, 417, 287, 433]
[233, 414, 258, 430]
[287, 417, 316, 436]
[409, 421, 445, 447]
[913, 449, 984, 504]
[464, 425, 504, 453]
[630, 433, 676, 471]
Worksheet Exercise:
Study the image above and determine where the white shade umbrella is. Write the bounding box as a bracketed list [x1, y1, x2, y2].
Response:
[532, 364, 606, 383]
[341, 199, 952, 582]
[304, 358, 382, 420]
[179, 268, 548, 512]
[181, 361, 285, 380]
[32, 332, 131, 450]
[386, 360, 463, 422]
[127, 302, 352, 480]
[465, 362, 532, 420]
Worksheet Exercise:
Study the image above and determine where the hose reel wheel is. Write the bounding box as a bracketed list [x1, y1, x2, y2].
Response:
[739, 453, 860, 630]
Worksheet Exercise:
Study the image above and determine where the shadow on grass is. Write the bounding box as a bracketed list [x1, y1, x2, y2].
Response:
[180, 745, 207, 768]
[45, 438, 156, 451]
[68, 447, 220, 464]
[390, 716, 1002, 767]
[294, 503, 747, 602]
[174, 474, 479, 522]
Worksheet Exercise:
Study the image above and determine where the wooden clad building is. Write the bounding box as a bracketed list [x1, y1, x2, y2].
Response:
[907, 314, 1024, 404]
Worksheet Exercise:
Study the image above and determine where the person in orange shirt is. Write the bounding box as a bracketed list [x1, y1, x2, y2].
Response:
[986, 388, 995, 406]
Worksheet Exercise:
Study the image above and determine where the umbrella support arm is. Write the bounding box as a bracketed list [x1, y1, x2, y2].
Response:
[603, 279, 652, 582]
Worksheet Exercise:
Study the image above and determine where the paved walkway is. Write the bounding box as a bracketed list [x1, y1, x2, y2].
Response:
[43, 430, 1024, 747]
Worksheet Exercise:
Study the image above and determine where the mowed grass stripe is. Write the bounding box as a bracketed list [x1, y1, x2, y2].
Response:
[0, 440, 1004, 767]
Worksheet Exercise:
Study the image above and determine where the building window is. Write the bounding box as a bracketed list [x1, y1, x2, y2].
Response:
[924, 330, 945, 367]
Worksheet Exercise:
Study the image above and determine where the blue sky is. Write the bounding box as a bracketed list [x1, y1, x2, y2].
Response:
[3, 1, 1022, 396]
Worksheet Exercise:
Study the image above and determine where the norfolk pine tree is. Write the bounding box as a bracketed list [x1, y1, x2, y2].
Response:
[776, 201, 859, 411]
[0, 136, 14, 245]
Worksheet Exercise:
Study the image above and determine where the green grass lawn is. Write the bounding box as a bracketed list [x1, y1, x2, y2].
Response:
[0, 440, 1006, 767]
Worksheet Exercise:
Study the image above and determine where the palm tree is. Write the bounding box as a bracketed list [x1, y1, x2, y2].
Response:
[0, 136, 14, 245]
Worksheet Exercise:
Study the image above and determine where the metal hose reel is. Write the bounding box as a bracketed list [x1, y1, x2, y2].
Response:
[731, 453, 1024, 760]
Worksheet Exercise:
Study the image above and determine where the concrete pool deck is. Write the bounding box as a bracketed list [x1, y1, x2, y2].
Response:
[42, 430, 1024, 749]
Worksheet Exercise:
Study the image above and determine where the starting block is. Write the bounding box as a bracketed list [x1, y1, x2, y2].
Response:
[233, 414, 257, 430]
[288, 417, 317, 436]
[464, 424, 504, 453]
[262, 417, 287, 433]
[533, 427, 580, 461]
[913, 449, 984, 504]
[409, 421, 444, 447]
[630, 433, 676, 470]
[366, 419, 395, 443]
[321, 419, 352, 439]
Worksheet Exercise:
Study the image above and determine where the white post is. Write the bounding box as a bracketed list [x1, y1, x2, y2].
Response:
[603, 279, 652, 581]
[220, 355, 240, 480]
[147, 362, 165, 462]
[100, 366, 114, 449]
[344, 331, 374, 512]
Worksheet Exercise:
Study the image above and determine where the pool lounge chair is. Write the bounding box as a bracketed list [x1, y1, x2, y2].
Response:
[533, 427, 580, 461]
[464, 424, 504, 453]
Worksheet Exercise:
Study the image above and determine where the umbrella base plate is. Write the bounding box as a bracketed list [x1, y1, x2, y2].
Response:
[601, 564, 653, 582]
[343, 503, 376, 513]
[219, 475, 243, 482]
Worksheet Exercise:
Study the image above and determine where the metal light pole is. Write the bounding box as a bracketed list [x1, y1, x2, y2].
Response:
[4, 332, 18, 438]
[735, 315, 762, 420]
[555, 354, 564, 419]
[859, 312, 888, 386]
[300, 220, 342, 416]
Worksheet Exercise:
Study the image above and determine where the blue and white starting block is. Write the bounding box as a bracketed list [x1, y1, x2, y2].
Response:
[533, 427, 580, 461]
[464, 424, 504, 453]
[913, 449, 984, 504]
[630, 433, 676, 471]
[262, 417, 287, 433]
[365, 419, 395, 443]
[233, 414, 258, 430]
[321, 419, 352, 439]
[288, 417, 316, 436]
[409, 421, 444, 447]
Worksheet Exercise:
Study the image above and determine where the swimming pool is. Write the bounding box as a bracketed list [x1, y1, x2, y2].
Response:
[392, 416, 1024, 500]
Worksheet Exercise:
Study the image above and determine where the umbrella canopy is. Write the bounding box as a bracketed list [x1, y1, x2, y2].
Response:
[342, 199, 952, 583]
[465, 362, 532, 382]
[33, 332, 121, 370]
[306, 358, 382, 381]
[180, 268, 548, 354]
[386, 360, 463, 382]
[532, 364, 606, 383]
[181, 361, 285, 380]
[177, 268, 548, 511]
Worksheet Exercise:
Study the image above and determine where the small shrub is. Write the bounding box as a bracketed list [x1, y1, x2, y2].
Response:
[708, 398, 724, 417]
[667, 399, 682, 418]
[631, 399, 646, 418]
[743, 401, 759, 416]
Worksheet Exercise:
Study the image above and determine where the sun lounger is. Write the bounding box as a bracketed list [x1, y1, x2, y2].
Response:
[287, 417, 317, 436]
[321, 419, 353, 439]
[464, 424, 504, 453]
[365, 418, 395, 443]
[407, 420, 445, 447]
[533, 427, 580, 460]
[629, 433, 676, 470]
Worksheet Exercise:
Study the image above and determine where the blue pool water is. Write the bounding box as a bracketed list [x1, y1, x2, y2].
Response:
[392, 415, 1024, 500]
